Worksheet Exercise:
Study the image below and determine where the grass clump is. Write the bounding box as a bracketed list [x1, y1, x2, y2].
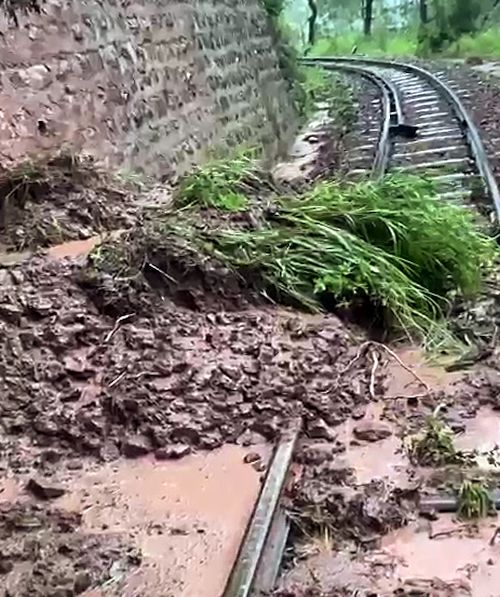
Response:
[207, 173, 496, 338]
[457, 479, 493, 520]
[210, 218, 437, 335]
[300, 174, 496, 299]
[408, 410, 461, 466]
[176, 154, 258, 212]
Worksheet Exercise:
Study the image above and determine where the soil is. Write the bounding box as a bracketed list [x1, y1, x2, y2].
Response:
[0, 248, 382, 595]
[0, 154, 142, 253]
[2, 72, 500, 595]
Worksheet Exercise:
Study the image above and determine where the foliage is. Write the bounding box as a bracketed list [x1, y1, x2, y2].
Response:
[446, 27, 500, 58]
[176, 153, 258, 211]
[457, 479, 493, 519]
[301, 67, 357, 128]
[408, 411, 461, 466]
[296, 175, 497, 299]
[311, 31, 417, 58]
[204, 173, 497, 337]
[260, 0, 285, 19]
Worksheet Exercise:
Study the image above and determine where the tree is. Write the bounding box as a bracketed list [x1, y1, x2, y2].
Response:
[362, 0, 374, 36]
[419, 0, 428, 24]
[307, 0, 318, 45]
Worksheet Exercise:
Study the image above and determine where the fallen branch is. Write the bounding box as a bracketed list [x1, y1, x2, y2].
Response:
[104, 313, 135, 343]
[369, 349, 379, 399]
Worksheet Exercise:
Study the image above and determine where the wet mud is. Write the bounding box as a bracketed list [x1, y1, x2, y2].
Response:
[0, 250, 387, 595]
[277, 345, 500, 597]
[0, 155, 139, 253]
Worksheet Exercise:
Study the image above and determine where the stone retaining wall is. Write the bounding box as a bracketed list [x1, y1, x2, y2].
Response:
[0, 0, 298, 176]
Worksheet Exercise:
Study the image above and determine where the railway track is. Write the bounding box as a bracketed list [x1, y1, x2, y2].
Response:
[223, 57, 500, 597]
[302, 56, 500, 222]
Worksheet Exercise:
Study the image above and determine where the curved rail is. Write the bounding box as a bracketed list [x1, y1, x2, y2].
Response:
[314, 62, 393, 178]
[304, 56, 500, 220]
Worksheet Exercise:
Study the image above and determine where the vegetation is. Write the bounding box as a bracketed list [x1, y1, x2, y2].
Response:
[285, 0, 500, 59]
[177, 154, 258, 211]
[122, 158, 498, 342]
[408, 410, 461, 466]
[301, 67, 357, 128]
[457, 479, 493, 519]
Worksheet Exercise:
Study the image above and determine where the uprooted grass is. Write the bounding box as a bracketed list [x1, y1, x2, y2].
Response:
[92, 163, 497, 341]
[407, 409, 462, 467]
[176, 151, 275, 212]
[205, 173, 496, 337]
[457, 479, 493, 520]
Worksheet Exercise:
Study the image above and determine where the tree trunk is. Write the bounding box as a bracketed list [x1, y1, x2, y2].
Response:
[419, 0, 428, 24]
[482, 0, 500, 28]
[363, 0, 374, 37]
[307, 0, 318, 47]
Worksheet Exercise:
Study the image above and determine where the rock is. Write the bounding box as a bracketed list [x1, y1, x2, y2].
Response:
[170, 425, 200, 444]
[243, 452, 261, 464]
[0, 559, 13, 574]
[73, 571, 92, 593]
[121, 436, 151, 458]
[252, 461, 266, 472]
[307, 418, 336, 441]
[155, 444, 191, 460]
[0, 303, 22, 324]
[353, 420, 392, 442]
[26, 477, 66, 499]
[351, 405, 367, 420]
[33, 416, 59, 436]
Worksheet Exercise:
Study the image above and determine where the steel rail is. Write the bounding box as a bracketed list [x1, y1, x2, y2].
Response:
[303, 56, 500, 220]
[223, 418, 301, 597]
[301, 59, 394, 178]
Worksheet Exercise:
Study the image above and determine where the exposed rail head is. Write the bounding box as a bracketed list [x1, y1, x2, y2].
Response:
[223, 419, 301, 597]
[304, 56, 500, 220]
[301, 60, 393, 178]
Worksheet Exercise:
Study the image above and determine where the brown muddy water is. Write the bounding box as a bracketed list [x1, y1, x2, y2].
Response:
[1, 446, 268, 597]
[282, 347, 500, 596]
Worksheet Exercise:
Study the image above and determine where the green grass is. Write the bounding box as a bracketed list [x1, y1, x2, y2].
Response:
[176, 153, 256, 211]
[446, 27, 500, 59]
[408, 411, 460, 466]
[301, 175, 496, 299]
[98, 160, 497, 342]
[312, 27, 500, 61]
[311, 30, 417, 58]
[457, 479, 493, 520]
[202, 173, 496, 338]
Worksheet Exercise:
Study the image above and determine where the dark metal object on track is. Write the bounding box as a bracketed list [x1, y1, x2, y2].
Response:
[420, 490, 500, 513]
[302, 60, 394, 178]
[303, 56, 500, 220]
[223, 419, 301, 597]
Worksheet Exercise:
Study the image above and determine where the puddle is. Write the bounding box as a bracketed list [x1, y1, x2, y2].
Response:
[337, 403, 410, 486]
[456, 407, 500, 469]
[384, 347, 460, 398]
[54, 445, 269, 596]
[47, 236, 102, 259]
[381, 516, 500, 594]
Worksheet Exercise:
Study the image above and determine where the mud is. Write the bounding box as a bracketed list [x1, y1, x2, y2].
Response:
[0, 155, 139, 253]
[0, 245, 393, 594]
[278, 343, 500, 597]
[273, 106, 342, 186]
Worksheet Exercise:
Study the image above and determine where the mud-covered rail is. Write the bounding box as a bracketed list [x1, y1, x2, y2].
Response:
[223, 419, 301, 597]
[302, 56, 500, 221]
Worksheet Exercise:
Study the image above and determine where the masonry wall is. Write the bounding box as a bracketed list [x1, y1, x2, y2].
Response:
[0, 0, 298, 177]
